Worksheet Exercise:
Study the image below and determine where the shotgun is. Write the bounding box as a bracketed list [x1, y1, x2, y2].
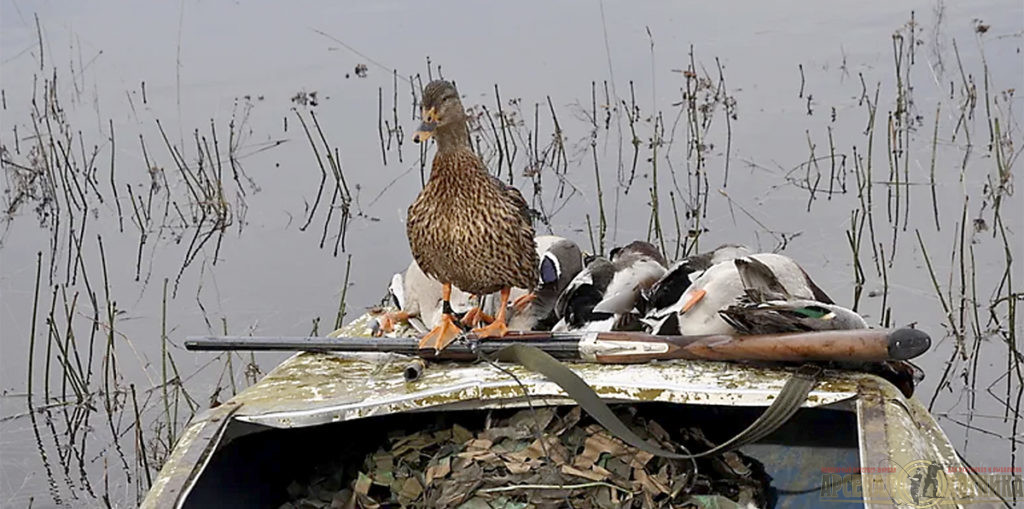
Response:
[185, 327, 930, 363]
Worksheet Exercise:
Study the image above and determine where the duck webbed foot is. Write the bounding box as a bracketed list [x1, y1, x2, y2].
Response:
[377, 310, 411, 334]
[418, 313, 462, 351]
[459, 305, 494, 328]
[510, 292, 537, 313]
[472, 287, 512, 338]
[418, 283, 464, 351]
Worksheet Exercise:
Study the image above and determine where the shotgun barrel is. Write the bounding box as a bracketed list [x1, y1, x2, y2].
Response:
[185, 327, 930, 363]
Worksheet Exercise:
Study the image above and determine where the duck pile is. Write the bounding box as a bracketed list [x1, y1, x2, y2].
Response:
[377, 236, 865, 340]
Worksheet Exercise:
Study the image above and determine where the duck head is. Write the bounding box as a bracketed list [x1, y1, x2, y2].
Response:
[413, 80, 469, 149]
[538, 238, 584, 289]
[609, 240, 667, 266]
[505, 236, 584, 331]
[553, 255, 616, 329]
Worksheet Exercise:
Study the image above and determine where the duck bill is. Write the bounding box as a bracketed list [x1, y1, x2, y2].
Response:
[412, 121, 436, 143]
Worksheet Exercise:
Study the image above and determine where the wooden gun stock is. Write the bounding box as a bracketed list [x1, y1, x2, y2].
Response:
[584, 328, 928, 363]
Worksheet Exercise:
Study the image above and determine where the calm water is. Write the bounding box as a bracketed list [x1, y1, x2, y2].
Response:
[1, 1, 1021, 506]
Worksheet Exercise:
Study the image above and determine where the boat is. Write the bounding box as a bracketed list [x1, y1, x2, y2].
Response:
[142, 313, 989, 508]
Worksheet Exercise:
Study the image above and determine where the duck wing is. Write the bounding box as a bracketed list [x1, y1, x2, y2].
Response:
[645, 260, 699, 317]
[539, 251, 562, 285]
[554, 257, 614, 327]
[490, 175, 534, 225]
[593, 258, 667, 315]
[719, 299, 862, 334]
[388, 272, 405, 309]
[718, 300, 820, 334]
[734, 256, 791, 302]
[799, 266, 834, 304]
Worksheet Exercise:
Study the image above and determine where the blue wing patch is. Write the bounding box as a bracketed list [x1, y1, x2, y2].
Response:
[540, 253, 560, 285]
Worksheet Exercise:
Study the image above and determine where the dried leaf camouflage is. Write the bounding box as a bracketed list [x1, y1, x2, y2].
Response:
[278, 406, 770, 509]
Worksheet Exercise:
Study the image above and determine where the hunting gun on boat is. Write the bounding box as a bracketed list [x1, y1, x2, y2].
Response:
[185, 327, 930, 363]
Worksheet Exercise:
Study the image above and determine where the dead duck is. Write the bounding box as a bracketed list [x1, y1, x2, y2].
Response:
[376, 259, 475, 335]
[552, 255, 615, 331]
[718, 298, 868, 334]
[643, 244, 751, 334]
[717, 258, 912, 392]
[505, 235, 584, 331]
[718, 255, 865, 332]
[407, 80, 539, 350]
[554, 241, 667, 332]
[649, 253, 835, 335]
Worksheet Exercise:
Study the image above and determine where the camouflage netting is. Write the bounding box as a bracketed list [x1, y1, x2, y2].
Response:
[279, 406, 772, 509]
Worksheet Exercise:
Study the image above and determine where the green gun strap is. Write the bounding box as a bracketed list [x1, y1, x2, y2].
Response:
[495, 344, 822, 460]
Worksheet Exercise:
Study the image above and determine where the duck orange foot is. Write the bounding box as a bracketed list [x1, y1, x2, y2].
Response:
[418, 313, 463, 351]
[459, 307, 494, 328]
[472, 317, 509, 339]
[511, 293, 537, 313]
[376, 310, 411, 335]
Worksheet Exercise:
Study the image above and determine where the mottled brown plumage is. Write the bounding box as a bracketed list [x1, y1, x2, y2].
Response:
[407, 80, 538, 348]
[407, 152, 537, 294]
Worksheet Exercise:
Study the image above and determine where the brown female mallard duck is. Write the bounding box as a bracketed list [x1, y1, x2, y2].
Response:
[407, 80, 538, 350]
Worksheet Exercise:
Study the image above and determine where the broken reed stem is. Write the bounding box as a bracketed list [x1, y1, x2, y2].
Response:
[669, 192, 683, 260]
[129, 384, 152, 490]
[97, 232, 133, 481]
[878, 242, 890, 327]
[294, 109, 328, 232]
[585, 215, 597, 257]
[951, 200, 969, 352]
[494, 84, 515, 182]
[377, 87, 387, 166]
[335, 254, 353, 330]
[915, 229, 956, 337]
[161, 278, 174, 447]
[591, 137, 606, 257]
[392, 70, 403, 164]
[862, 84, 882, 277]
[847, 210, 867, 312]
[108, 119, 123, 232]
[97, 235, 117, 401]
[717, 57, 732, 187]
[797, 64, 805, 98]
[826, 127, 840, 197]
[967, 244, 983, 437]
[625, 82, 641, 192]
[650, 114, 666, 257]
[57, 289, 86, 399]
[929, 102, 941, 231]
[28, 252, 43, 405]
[222, 319, 238, 396]
[43, 286, 58, 403]
[916, 228, 968, 413]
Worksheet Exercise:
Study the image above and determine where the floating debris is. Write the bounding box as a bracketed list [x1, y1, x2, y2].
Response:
[278, 406, 770, 509]
[292, 90, 320, 107]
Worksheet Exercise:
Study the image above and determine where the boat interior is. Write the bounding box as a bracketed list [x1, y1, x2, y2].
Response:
[183, 402, 860, 508]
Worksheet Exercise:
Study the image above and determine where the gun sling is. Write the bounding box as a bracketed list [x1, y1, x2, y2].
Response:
[495, 344, 823, 459]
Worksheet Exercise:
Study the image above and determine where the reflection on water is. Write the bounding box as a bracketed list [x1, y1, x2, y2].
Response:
[1, 0, 1021, 506]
